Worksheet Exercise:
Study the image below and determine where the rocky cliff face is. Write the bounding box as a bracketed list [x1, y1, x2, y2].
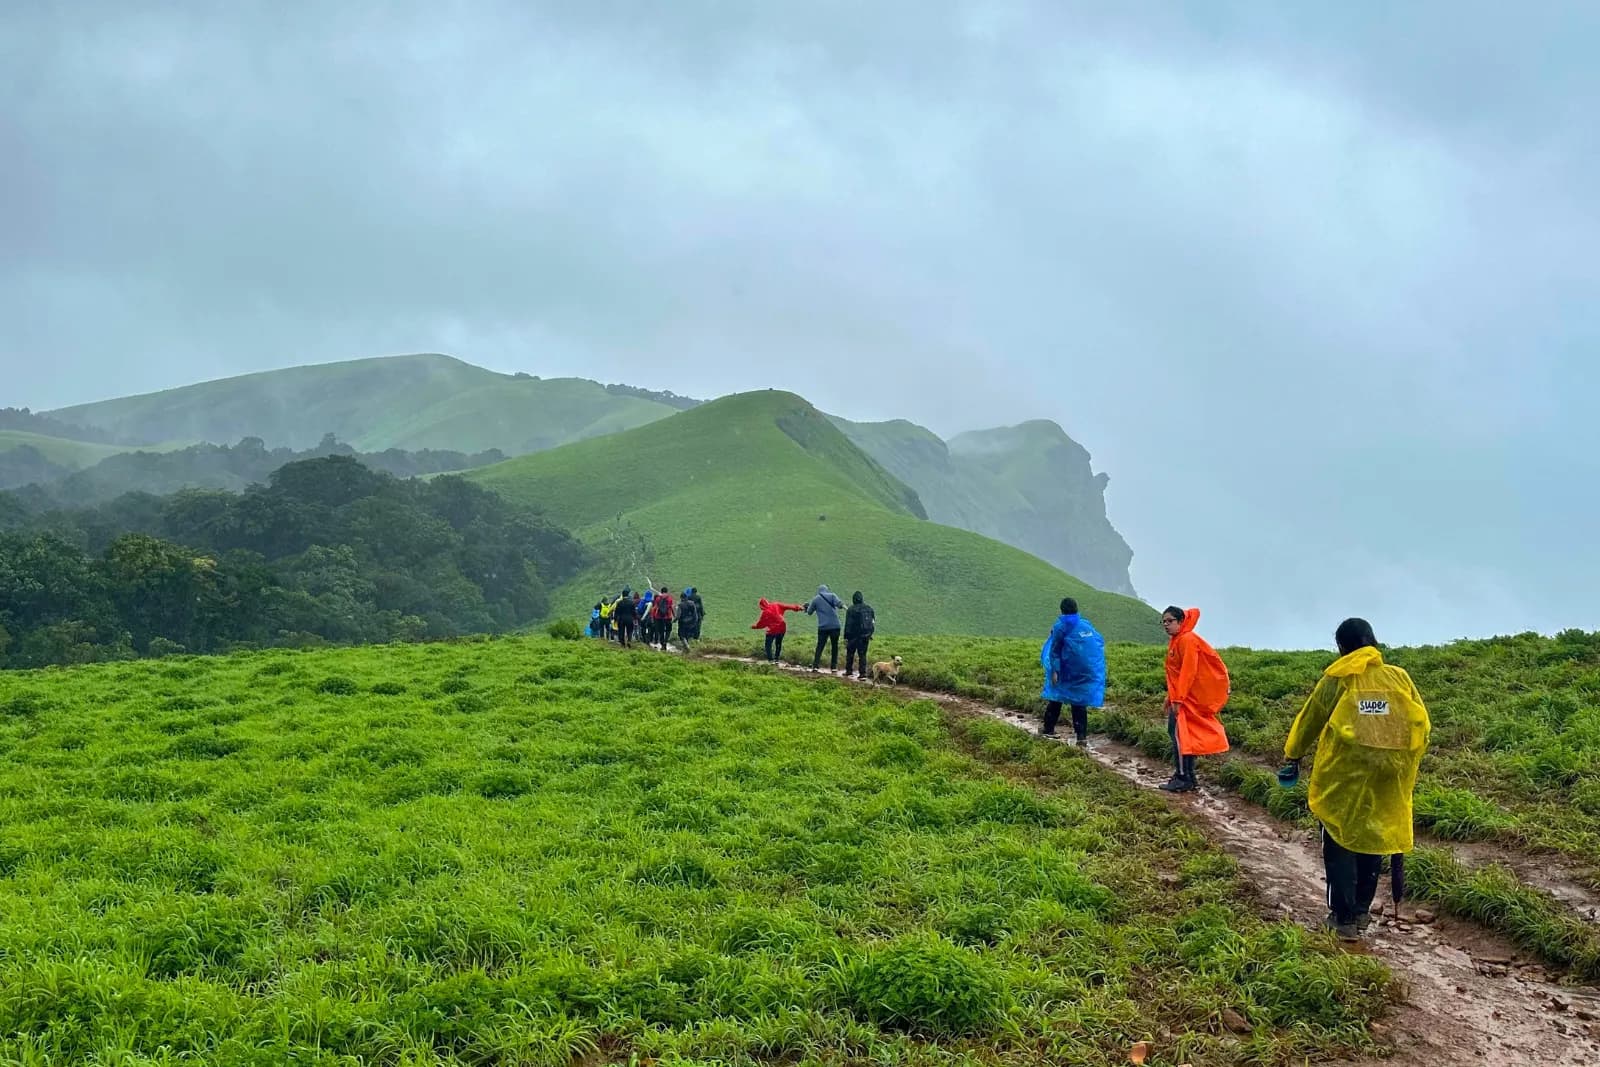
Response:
[832, 416, 1137, 597]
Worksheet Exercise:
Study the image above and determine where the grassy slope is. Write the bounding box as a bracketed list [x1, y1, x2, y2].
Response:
[47, 353, 675, 453]
[714, 630, 1600, 973]
[833, 417, 1137, 597]
[0, 637, 1387, 1064]
[471, 391, 1159, 642]
[0, 430, 134, 469]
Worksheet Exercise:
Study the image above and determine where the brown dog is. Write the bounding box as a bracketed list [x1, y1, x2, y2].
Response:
[869, 655, 903, 685]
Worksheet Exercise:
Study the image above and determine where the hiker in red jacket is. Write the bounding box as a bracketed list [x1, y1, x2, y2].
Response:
[650, 586, 676, 651]
[751, 597, 805, 663]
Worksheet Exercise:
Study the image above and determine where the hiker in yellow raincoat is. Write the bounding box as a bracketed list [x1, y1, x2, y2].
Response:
[1281, 617, 1430, 941]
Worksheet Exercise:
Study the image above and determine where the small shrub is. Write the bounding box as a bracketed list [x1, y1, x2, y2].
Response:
[315, 676, 359, 695]
[370, 680, 407, 695]
[547, 619, 585, 641]
[837, 934, 1007, 1036]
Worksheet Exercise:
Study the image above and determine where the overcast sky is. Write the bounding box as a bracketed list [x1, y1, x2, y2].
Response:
[5, 1, 1597, 649]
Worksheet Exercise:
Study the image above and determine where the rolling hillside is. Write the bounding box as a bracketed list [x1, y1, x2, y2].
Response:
[47, 353, 677, 454]
[0, 430, 130, 469]
[470, 391, 1159, 642]
[832, 417, 1136, 596]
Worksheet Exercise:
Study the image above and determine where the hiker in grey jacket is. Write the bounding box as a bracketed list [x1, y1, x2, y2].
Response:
[807, 584, 845, 673]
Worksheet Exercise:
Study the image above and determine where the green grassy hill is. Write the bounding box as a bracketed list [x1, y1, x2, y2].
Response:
[0, 430, 130, 469]
[471, 391, 1159, 642]
[46, 353, 676, 453]
[0, 637, 1385, 1063]
[832, 416, 1136, 596]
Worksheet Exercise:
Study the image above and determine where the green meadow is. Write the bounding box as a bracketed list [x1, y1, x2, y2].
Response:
[0, 637, 1384, 1066]
[710, 630, 1600, 975]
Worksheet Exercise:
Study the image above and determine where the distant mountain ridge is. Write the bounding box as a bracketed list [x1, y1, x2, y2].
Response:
[37, 353, 1138, 596]
[830, 417, 1136, 596]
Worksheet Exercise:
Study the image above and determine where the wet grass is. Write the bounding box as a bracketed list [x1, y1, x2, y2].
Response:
[700, 631, 1600, 980]
[0, 636, 1387, 1065]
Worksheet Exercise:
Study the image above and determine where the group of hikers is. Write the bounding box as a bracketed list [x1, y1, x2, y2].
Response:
[1043, 598, 1429, 942]
[581, 580, 1429, 943]
[589, 585, 705, 650]
[751, 585, 878, 677]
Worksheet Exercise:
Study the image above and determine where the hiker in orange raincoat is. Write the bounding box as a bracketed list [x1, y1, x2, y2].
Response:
[751, 598, 805, 663]
[1160, 606, 1230, 792]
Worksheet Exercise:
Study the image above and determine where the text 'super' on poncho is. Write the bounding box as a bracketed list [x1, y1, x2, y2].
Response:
[1285, 646, 1431, 855]
[1039, 613, 1107, 706]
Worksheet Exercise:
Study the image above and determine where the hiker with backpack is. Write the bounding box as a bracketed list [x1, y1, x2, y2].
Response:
[806, 585, 846, 673]
[677, 587, 704, 649]
[751, 597, 805, 662]
[843, 591, 876, 679]
[650, 586, 675, 650]
[1039, 597, 1106, 745]
[639, 588, 656, 645]
[599, 597, 615, 640]
[1160, 606, 1230, 792]
[1278, 617, 1430, 941]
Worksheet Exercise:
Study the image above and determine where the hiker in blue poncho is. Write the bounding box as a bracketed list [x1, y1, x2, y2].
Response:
[1039, 597, 1107, 744]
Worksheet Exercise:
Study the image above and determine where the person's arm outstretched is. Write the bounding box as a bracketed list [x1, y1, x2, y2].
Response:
[1285, 675, 1340, 761]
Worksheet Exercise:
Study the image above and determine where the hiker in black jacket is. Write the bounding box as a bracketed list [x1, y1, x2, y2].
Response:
[612, 587, 637, 647]
[843, 591, 876, 680]
[677, 587, 705, 649]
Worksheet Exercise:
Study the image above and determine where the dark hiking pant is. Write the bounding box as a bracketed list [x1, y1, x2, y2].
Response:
[1043, 702, 1087, 740]
[813, 628, 840, 670]
[654, 618, 671, 649]
[764, 632, 785, 661]
[1168, 707, 1182, 775]
[845, 637, 870, 677]
[1322, 827, 1383, 925]
[617, 622, 634, 647]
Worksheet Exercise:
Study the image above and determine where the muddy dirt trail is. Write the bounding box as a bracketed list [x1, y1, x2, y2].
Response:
[714, 656, 1600, 1067]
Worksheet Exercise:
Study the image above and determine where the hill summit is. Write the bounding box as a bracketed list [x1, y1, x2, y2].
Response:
[469, 391, 1157, 641]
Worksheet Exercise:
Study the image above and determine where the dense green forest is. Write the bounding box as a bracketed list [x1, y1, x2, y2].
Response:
[0, 456, 586, 668]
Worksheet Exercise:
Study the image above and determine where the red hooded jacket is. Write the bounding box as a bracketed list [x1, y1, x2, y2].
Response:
[751, 598, 804, 635]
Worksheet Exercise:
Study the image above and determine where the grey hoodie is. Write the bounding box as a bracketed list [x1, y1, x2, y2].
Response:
[806, 585, 844, 630]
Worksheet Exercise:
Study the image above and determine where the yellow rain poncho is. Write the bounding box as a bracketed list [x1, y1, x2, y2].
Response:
[1284, 647, 1430, 855]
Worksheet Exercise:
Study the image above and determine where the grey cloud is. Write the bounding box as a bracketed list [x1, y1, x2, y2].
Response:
[3, 0, 1597, 647]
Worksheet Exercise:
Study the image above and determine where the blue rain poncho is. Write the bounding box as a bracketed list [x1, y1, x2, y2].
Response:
[1040, 613, 1106, 706]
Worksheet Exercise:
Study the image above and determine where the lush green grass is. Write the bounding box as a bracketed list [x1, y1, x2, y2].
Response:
[47, 354, 675, 454]
[708, 631, 1600, 975]
[0, 637, 1386, 1065]
[471, 391, 1160, 643]
[832, 417, 1136, 597]
[0, 431, 136, 470]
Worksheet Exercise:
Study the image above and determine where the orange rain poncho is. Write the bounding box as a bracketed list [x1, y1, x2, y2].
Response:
[1285, 646, 1431, 855]
[1165, 607, 1230, 756]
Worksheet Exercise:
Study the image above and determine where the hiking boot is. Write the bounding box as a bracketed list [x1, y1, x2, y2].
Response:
[1356, 914, 1373, 933]
[1158, 774, 1196, 793]
[1322, 913, 1361, 942]
[1039, 729, 1058, 738]
[1073, 735, 1088, 747]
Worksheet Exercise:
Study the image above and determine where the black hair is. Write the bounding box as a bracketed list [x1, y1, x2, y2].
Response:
[1060, 597, 1078, 615]
[852, 591, 864, 604]
[1335, 617, 1379, 655]
[1162, 605, 1184, 622]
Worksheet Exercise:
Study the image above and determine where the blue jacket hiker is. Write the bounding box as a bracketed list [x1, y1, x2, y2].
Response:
[806, 584, 846, 672]
[1039, 597, 1107, 743]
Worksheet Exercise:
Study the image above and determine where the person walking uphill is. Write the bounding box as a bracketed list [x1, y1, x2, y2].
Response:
[1161, 606, 1230, 792]
[650, 586, 675, 651]
[751, 597, 804, 662]
[806, 585, 845, 673]
[843, 591, 876, 679]
[612, 588, 637, 647]
[1040, 597, 1106, 744]
[1280, 617, 1430, 941]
